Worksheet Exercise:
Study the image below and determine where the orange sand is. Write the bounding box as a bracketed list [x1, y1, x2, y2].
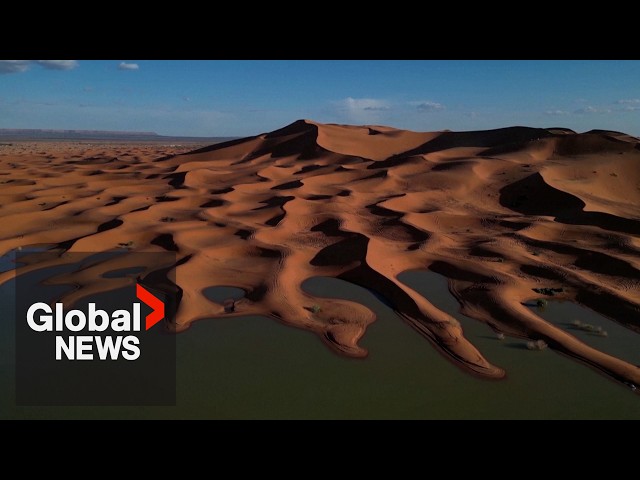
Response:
[1, 123, 639, 387]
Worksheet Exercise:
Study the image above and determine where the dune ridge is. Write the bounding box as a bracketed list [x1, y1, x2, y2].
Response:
[1, 121, 639, 388]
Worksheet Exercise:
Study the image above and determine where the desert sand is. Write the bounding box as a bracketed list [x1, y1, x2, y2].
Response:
[1, 122, 639, 388]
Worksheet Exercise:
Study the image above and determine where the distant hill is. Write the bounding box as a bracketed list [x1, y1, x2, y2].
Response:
[0, 128, 237, 143]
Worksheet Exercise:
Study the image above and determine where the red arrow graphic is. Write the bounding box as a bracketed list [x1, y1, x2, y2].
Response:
[136, 283, 165, 330]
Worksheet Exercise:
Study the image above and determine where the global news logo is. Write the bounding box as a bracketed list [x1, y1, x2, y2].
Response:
[25, 284, 165, 361]
[15, 250, 177, 406]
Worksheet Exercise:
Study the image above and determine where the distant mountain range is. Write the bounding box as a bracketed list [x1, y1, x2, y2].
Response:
[0, 129, 237, 143]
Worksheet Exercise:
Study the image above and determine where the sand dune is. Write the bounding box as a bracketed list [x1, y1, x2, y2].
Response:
[1, 123, 640, 388]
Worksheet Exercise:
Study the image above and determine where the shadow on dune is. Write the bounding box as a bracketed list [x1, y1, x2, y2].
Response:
[500, 172, 640, 235]
[404, 127, 551, 157]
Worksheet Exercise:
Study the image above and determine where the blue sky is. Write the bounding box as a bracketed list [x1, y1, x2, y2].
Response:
[0, 60, 639, 137]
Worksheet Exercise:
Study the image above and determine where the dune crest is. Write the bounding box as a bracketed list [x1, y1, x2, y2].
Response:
[1, 121, 640, 387]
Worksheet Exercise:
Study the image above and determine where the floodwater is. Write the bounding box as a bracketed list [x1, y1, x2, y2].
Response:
[533, 298, 640, 367]
[1, 267, 638, 419]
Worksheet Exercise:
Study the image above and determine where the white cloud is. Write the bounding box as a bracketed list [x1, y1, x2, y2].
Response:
[413, 101, 445, 112]
[342, 97, 390, 112]
[574, 106, 611, 114]
[118, 62, 139, 71]
[335, 97, 390, 123]
[0, 60, 78, 74]
[0, 60, 31, 74]
[616, 99, 640, 105]
[36, 60, 78, 70]
[544, 109, 569, 115]
[614, 99, 640, 112]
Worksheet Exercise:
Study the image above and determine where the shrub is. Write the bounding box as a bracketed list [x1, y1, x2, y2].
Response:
[527, 339, 548, 351]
